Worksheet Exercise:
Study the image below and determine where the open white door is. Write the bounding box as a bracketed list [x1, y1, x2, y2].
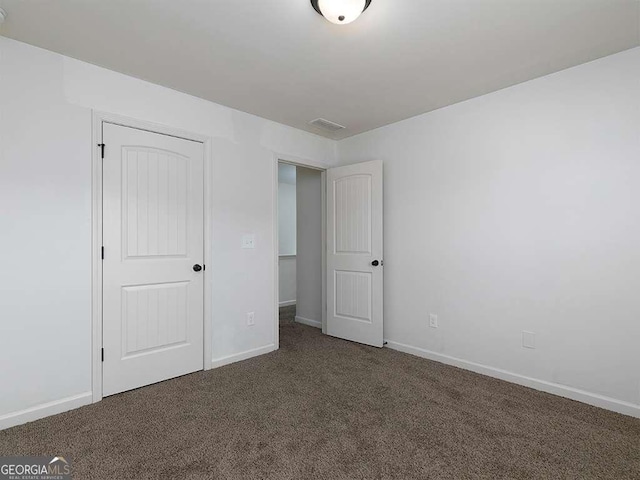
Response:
[102, 123, 205, 396]
[326, 160, 383, 347]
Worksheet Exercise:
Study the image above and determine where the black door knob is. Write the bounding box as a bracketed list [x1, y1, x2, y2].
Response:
[193, 264, 203, 272]
[371, 260, 380, 267]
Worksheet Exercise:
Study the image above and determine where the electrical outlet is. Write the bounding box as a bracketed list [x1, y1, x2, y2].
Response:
[247, 312, 255, 326]
[522, 331, 535, 349]
[429, 314, 438, 328]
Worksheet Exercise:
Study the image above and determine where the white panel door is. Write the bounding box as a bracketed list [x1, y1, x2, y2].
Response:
[102, 123, 204, 396]
[326, 160, 383, 347]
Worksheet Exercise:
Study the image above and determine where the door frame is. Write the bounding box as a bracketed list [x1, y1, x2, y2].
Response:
[91, 111, 213, 403]
[273, 154, 328, 350]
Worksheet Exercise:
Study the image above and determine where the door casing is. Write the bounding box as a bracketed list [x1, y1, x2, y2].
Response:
[91, 111, 213, 403]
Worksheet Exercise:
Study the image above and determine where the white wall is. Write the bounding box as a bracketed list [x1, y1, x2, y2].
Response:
[0, 37, 337, 426]
[296, 166, 323, 327]
[278, 257, 297, 306]
[278, 164, 297, 255]
[0, 38, 92, 423]
[278, 163, 297, 305]
[338, 47, 640, 416]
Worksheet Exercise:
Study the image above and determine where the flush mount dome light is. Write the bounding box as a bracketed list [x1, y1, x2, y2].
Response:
[311, 0, 372, 25]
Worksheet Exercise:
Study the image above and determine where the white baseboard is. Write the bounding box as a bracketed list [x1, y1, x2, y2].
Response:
[385, 340, 640, 419]
[0, 391, 93, 430]
[279, 300, 296, 307]
[295, 315, 322, 329]
[211, 344, 276, 369]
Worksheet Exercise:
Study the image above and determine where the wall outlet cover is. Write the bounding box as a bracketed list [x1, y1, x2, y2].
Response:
[247, 312, 255, 326]
[429, 314, 438, 328]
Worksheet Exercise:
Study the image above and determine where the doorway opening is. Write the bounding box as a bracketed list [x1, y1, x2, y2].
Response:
[277, 161, 325, 339]
[274, 157, 383, 349]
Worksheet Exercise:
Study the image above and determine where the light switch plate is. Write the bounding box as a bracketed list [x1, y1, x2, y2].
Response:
[522, 331, 536, 349]
[242, 234, 256, 249]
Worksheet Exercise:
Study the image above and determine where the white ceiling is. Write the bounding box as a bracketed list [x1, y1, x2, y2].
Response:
[1, 0, 638, 139]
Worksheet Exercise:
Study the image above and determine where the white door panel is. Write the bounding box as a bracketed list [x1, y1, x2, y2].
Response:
[327, 160, 383, 347]
[102, 123, 204, 396]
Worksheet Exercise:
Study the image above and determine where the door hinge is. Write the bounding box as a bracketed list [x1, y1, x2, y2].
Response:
[101, 348, 104, 362]
[203, 264, 206, 271]
[101, 246, 105, 260]
[98, 143, 105, 159]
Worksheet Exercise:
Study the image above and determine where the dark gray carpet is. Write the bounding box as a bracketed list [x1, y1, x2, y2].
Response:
[1, 307, 639, 479]
[279, 304, 296, 325]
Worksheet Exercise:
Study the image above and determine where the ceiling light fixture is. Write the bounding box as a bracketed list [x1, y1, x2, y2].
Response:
[310, 0, 372, 25]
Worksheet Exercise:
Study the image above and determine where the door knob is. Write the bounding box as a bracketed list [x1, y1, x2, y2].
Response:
[193, 264, 203, 272]
[371, 260, 380, 267]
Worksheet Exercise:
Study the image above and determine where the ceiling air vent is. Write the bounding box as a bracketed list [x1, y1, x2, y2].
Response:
[309, 118, 346, 133]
